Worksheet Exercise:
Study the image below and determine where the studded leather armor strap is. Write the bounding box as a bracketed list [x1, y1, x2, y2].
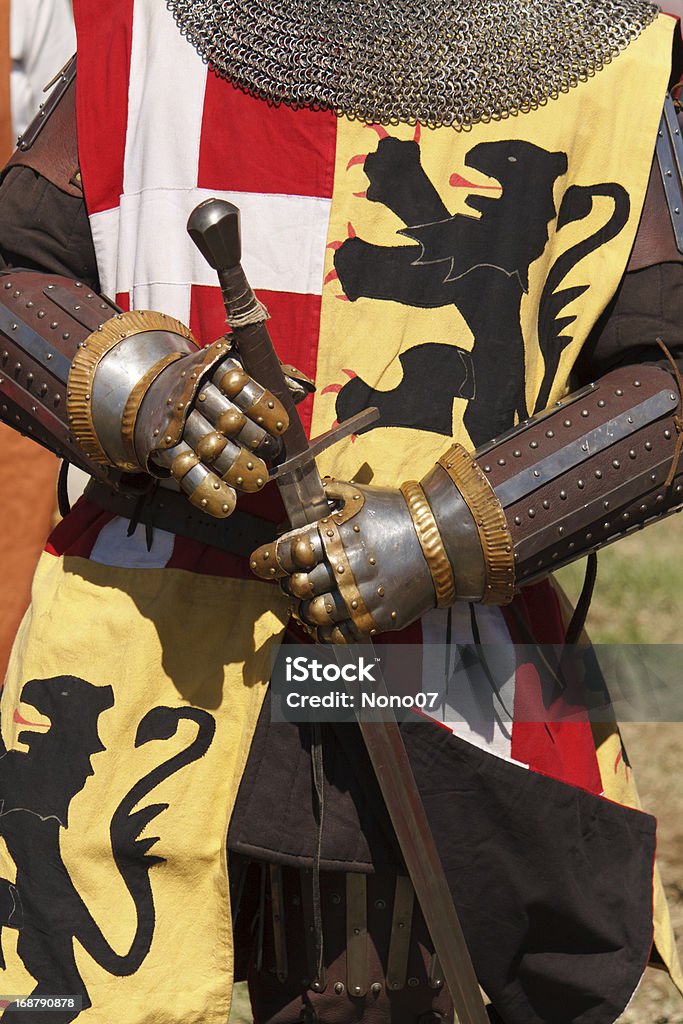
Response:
[420, 364, 683, 602]
[0, 269, 123, 482]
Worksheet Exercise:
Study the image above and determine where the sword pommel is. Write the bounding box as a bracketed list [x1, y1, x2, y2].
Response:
[187, 198, 242, 272]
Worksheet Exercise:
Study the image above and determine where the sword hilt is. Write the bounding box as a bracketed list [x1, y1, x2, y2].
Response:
[187, 199, 299, 412]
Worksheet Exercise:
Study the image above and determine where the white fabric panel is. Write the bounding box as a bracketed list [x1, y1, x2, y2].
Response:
[90, 518, 175, 570]
[421, 604, 517, 761]
[95, 187, 331, 316]
[125, 0, 207, 195]
[89, 208, 121, 302]
[10, 0, 75, 137]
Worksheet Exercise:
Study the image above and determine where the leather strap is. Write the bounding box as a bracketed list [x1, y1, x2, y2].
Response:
[3, 54, 81, 197]
[84, 478, 278, 557]
[628, 155, 683, 271]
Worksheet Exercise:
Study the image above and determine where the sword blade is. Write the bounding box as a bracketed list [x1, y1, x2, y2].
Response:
[188, 198, 488, 1024]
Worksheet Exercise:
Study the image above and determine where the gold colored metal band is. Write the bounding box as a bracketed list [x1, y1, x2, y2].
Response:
[400, 480, 456, 607]
[67, 310, 196, 465]
[317, 516, 378, 641]
[438, 443, 515, 605]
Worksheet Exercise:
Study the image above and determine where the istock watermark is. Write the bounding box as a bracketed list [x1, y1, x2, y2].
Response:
[270, 643, 683, 724]
[271, 645, 445, 722]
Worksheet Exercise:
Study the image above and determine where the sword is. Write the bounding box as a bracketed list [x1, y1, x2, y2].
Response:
[187, 198, 489, 1024]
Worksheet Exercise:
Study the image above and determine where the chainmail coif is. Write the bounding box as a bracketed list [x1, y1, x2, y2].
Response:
[166, 0, 659, 129]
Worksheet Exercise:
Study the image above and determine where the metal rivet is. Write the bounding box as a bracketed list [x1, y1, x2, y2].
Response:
[595, 469, 602, 479]
[577, 479, 585, 489]
[377, 586, 385, 596]
[656, 494, 665, 503]
[629, 449, 636, 459]
[542, 499, 550, 509]
[665, 430, 672, 439]
[604, 501, 610, 509]
[622, 513, 630, 521]
[558, 526, 564, 535]
[514, 516, 521, 526]
[633, 380, 641, 387]
[563, 419, 571, 427]
[497, 458, 505, 466]
[483, 465, 491, 473]
[645, 441, 652, 451]
[546, 430, 554, 438]
[530, 440, 538, 449]
[615, 388, 623, 397]
[586, 532, 593, 541]
[612, 460, 620, 469]
[528, 509, 536, 518]
[597, 399, 606, 408]
[331, 893, 341, 905]
[371, 983, 382, 996]
[603, 522, 610, 530]
[559, 490, 567, 499]
[374, 899, 386, 910]
[408, 978, 419, 988]
[513, 449, 521, 457]
[581, 409, 589, 417]
[369, 557, 376, 565]
[334, 982, 345, 994]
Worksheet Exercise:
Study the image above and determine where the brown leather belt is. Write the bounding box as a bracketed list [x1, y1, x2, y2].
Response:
[84, 478, 278, 557]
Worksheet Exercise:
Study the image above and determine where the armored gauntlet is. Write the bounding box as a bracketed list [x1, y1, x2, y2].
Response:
[252, 364, 683, 641]
[0, 270, 290, 517]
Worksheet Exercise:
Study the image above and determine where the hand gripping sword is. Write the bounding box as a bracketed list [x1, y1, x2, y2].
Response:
[187, 198, 488, 1024]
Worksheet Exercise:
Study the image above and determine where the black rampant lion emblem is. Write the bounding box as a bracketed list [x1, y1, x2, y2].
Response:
[0, 676, 215, 1021]
[327, 133, 629, 445]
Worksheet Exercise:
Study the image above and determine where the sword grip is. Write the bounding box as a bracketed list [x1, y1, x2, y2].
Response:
[187, 198, 329, 523]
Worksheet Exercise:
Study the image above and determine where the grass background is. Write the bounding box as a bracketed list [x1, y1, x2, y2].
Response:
[229, 516, 683, 1023]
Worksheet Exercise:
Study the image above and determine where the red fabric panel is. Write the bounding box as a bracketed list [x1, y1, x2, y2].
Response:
[189, 286, 322, 437]
[506, 581, 603, 794]
[73, 0, 134, 214]
[198, 75, 337, 199]
[166, 537, 255, 579]
[46, 498, 115, 559]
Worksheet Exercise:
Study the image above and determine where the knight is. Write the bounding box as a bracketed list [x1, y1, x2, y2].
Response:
[0, 1, 681, 1022]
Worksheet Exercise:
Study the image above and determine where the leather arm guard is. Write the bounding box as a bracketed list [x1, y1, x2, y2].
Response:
[0, 270, 123, 484]
[0, 269, 289, 515]
[417, 363, 682, 602]
[253, 362, 683, 641]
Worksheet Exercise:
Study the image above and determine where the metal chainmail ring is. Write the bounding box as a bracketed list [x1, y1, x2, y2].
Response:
[166, 0, 658, 129]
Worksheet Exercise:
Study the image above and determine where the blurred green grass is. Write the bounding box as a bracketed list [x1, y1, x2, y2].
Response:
[229, 518, 683, 1023]
[555, 512, 683, 644]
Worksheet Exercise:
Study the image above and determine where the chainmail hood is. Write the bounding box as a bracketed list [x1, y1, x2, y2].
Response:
[167, 0, 659, 129]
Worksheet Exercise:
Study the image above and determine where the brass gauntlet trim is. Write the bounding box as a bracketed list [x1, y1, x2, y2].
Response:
[400, 480, 456, 607]
[67, 310, 196, 466]
[318, 516, 378, 642]
[438, 444, 515, 605]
